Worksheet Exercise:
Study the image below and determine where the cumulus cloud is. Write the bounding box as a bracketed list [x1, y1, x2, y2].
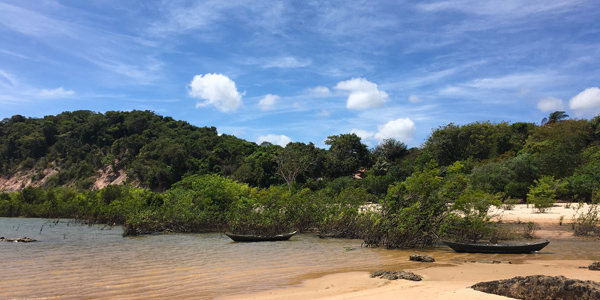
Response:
[39, 87, 75, 97]
[570, 87, 600, 117]
[537, 97, 564, 112]
[352, 118, 417, 144]
[188, 73, 243, 112]
[409, 95, 421, 103]
[351, 128, 375, 140]
[334, 78, 388, 110]
[374, 118, 416, 141]
[307, 86, 331, 97]
[258, 94, 279, 111]
[257, 134, 292, 147]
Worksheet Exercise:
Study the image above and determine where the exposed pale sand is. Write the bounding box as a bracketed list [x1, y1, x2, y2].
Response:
[489, 202, 585, 224]
[224, 204, 600, 300]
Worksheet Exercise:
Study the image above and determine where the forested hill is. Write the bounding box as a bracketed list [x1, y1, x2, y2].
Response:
[0, 110, 262, 191]
[1, 110, 600, 202]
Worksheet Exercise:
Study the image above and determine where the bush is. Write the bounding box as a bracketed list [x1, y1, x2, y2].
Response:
[572, 203, 600, 236]
[523, 221, 538, 239]
[442, 213, 497, 243]
[502, 197, 519, 210]
[370, 163, 456, 248]
[441, 190, 501, 243]
[527, 176, 560, 213]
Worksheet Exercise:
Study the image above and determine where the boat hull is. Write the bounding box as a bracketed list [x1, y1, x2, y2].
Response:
[443, 240, 550, 254]
[225, 231, 297, 242]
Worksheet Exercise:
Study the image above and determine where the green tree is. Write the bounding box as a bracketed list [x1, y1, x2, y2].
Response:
[275, 142, 318, 191]
[521, 119, 589, 178]
[564, 145, 600, 200]
[373, 139, 408, 164]
[422, 122, 514, 166]
[469, 153, 541, 199]
[546, 111, 570, 124]
[324, 133, 370, 178]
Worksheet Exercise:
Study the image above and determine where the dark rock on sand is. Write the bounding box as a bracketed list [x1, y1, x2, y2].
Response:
[472, 275, 600, 300]
[409, 254, 435, 262]
[0, 237, 37, 242]
[450, 259, 511, 264]
[478, 260, 512, 264]
[370, 271, 421, 281]
[589, 262, 600, 270]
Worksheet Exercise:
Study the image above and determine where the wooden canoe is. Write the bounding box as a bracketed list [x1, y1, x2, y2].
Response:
[224, 231, 297, 242]
[443, 240, 550, 254]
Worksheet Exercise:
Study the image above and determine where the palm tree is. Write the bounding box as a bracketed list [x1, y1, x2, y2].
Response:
[544, 111, 569, 125]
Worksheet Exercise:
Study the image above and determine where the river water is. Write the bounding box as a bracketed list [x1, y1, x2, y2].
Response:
[1, 218, 599, 299]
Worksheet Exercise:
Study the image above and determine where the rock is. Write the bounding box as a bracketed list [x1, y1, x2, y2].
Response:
[478, 260, 511, 264]
[370, 270, 421, 281]
[370, 270, 385, 278]
[410, 254, 435, 262]
[472, 275, 600, 300]
[589, 262, 600, 270]
[0, 237, 37, 242]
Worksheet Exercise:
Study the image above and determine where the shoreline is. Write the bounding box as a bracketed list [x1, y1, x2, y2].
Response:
[222, 204, 600, 300]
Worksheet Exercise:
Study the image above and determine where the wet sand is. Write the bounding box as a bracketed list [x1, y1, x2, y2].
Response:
[224, 204, 600, 300]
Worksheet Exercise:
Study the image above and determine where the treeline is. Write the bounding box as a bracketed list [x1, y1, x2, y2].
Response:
[0, 110, 407, 192]
[423, 115, 600, 202]
[1, 110, 600, 247]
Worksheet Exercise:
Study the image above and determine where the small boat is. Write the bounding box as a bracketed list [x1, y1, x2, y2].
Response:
[224, 231, 297, 242]
[443, 240, 550, 254]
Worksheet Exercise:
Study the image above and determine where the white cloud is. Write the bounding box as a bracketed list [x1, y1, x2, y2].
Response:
[416, 0, 577, 17]
[263, 56, 312, 68]
[188, 73, 243, 112]
[439, 72, 560, 103]
[0, 70, 18, 87]
[465, 73, 548, 89]
[334, 78, 388, 110]
[318, 109, 330, 117]
[39, 87, 75, 97]
[257, 134, 292, 147]
[537, 97, 564, 112]
[351, 128, 375, 140]
[374, 118, 416, 141]
[307, 86, 331, 97]
[258, 94, 279, 111]
[409, 95, 421, 103]
[352, 118, 417, 144]
[569, 87, 600, 117]
[519, 87, 530, 96]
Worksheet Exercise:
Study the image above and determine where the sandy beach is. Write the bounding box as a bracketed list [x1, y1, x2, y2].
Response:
[223, 204, 600, 300]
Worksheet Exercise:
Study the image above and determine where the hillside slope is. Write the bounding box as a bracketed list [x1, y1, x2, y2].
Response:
[0, 110, 259, 191]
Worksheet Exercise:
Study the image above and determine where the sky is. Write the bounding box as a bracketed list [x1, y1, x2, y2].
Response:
[1, 0, 600, 149]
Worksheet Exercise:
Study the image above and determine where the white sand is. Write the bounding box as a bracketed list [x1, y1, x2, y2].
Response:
[489, 203, 586, 224]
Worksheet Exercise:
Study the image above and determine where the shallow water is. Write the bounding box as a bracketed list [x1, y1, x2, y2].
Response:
[1, 218, 599, 299]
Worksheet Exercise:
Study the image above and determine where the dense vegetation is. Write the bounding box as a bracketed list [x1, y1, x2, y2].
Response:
[1, 110, 600, 247]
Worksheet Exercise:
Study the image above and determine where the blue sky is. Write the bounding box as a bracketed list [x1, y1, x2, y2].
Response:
[1, 0, 600, 148]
